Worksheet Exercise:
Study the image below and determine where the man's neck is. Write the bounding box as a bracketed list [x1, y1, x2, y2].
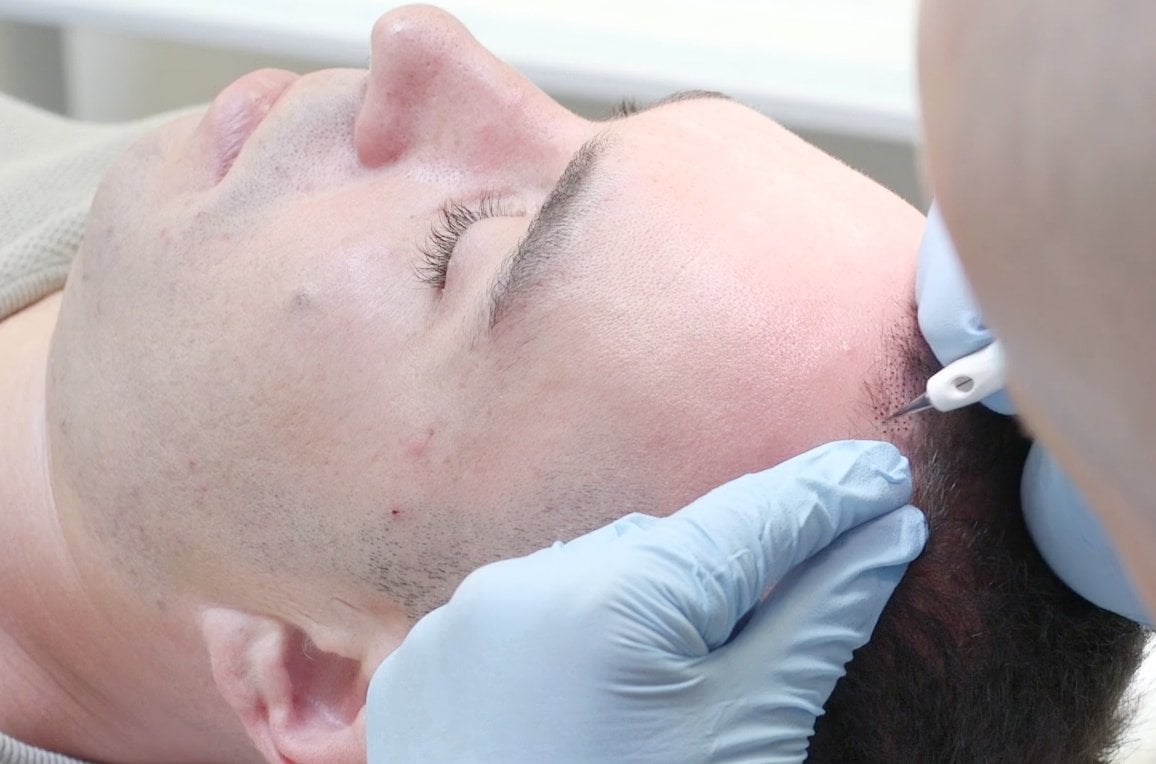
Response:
[0, 294, 259, 764]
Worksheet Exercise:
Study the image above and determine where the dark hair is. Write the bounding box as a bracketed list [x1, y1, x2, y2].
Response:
[808, 334, 1148, 763]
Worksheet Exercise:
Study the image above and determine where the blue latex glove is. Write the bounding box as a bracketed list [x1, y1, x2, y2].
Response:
[916, 204, 1150, 627]
[916, 206, 1015, 414]
[367, 441, 927, 763]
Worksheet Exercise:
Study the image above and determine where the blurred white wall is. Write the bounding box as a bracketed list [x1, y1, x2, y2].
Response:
[0, 20, 923, 205]
[0, 20, 66, 112]
[60, 28, 326, 120]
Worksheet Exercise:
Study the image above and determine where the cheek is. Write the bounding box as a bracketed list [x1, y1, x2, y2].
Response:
[249, 286, 417, 429]
[193, 229, 438, 478]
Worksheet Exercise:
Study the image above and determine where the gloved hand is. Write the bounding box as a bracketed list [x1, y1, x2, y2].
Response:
[915, 205, 1015, 414]
[367, 441, 927, 763]
[916, 203, 1149, 627]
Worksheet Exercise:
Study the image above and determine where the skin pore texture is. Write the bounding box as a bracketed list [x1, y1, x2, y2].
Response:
[0, 5, 926, 762]
[919, 1, 1156, 615]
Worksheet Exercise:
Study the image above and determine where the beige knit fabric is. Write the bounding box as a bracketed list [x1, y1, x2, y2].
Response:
[0, 92, 185, 320]
[0, 732, 89, 764]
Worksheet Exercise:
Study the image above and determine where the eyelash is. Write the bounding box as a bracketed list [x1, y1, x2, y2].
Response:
[417, 195, 507, 289]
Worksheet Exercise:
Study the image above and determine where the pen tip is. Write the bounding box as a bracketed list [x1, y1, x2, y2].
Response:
[884, 393, 931, 422]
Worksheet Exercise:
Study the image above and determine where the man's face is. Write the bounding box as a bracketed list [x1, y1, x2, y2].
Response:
[63, 6, 923, 616]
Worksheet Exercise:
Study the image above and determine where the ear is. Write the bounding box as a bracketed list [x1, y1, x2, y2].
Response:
[201, 608, 370, 764]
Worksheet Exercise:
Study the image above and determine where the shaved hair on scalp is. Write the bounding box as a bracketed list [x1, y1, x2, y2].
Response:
[808, 327, 1147, 763]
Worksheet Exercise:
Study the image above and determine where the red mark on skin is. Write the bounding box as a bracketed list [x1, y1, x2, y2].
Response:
[391, 509, 401, 517]
[405, 428, 436, 459]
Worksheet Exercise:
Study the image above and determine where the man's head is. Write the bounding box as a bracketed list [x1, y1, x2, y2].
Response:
[50, 6, 921, 615]
[43, 4, 1143, 761]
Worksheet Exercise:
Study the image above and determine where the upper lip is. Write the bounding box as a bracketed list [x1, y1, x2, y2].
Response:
[204, 69, 299, 180]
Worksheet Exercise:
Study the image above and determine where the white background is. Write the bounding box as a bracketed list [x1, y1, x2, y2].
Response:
[0, 0, 924, 201]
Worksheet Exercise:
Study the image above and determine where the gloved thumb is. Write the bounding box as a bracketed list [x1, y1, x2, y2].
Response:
[557, 511, 662, 555]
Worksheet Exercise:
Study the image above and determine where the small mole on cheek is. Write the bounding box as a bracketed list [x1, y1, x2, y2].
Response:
[288, 289, 314, 313]
[391, 509, 402, 517]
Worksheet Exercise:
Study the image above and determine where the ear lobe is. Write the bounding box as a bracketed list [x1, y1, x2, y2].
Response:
[201, 608, 368, 764]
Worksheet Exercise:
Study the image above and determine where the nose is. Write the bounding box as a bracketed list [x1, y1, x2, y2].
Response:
[355, 5, 581, 171]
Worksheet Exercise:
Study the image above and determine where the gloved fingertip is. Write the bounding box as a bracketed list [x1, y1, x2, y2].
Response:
[891, 505, 929, 562]
[716, 506, 929, 693]
[830, 504, 928, 572]
[845, 438, 903, 465]
[809, 439, 909, 482]
[832, 440, 913, 495]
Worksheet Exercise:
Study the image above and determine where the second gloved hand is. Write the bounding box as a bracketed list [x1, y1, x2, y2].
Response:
[915, 205, 1014, 413]
[366, 440, 927, 763]
[915, 203, 1149, 627]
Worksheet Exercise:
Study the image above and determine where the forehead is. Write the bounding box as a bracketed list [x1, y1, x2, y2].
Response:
[494, 95, 922, 452]
[579, 98, 909, 291]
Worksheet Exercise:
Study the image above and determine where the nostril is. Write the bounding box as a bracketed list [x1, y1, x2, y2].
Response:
[353, 105, 409, 168]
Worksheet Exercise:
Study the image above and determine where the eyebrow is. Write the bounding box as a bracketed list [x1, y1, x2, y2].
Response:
[611, 89, 735, 119]
[485, 134, 608, 329]
[484, 90, 735, 330]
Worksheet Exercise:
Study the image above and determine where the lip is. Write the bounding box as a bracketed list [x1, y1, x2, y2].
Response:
[204, 68, 300, 180]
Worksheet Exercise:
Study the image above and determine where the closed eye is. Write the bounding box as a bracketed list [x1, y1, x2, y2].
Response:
[416, 195, 509, 290]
